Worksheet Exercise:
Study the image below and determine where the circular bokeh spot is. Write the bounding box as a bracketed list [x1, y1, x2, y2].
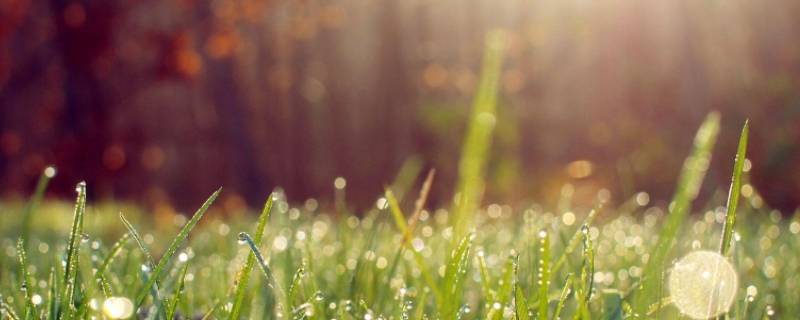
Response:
[668, 250, 738, 319]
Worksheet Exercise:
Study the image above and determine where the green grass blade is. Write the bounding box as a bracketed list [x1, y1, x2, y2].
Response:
[719, 119, 749, 256]
[553, 274, 573, 320]
[478, 252, 495, 303]
[120, 212, 162, 307]
[166, 261, 190, 320]
[490, 255, 515, 320]
[229, 193, 274, 319]
[537, 230, 551, 320]
[21, 166, 55, 249]
[552, 203, 603, 273]
[95, 232, 130, 278]
[515, 282, 530, 320]
[440, 232, 474, 318]
[16, 238, 33, 319]
[385, 188, 442, 302]
[635, 112, 720, 312]
[59, 181, 87, 317]
[451, 29, 506, 242]
[46, 267, 56, 320]
[134, 187, 221, 307]
[238, 232, 287, 317]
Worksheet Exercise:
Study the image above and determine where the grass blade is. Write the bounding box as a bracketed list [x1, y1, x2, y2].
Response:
[552, 203, 603, 273]
[238, 232, 287, 316]
[553, 274, 573, 320]
[477, 251, 495, 303]
[95, 232, 131, 279]
[15, 238, 33, 319]
[536, 230, 551, 320]
[451, 30, 506, 242]
[229, 193, 274, 319]
[134, 187, 221, 307]
[489, 255, 515, 320]
[385, 188, 442, 302]
[59, 181, 87, 317]
[719, 119, 749, 256]
[634, 112, 720, 312]
[166, 261, 190, 320]
[440, 232, 474, 318]
[20, 166, 55, 249]
[120, 212, 162, 309]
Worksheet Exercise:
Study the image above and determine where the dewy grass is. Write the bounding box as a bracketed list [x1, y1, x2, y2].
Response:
[59, 181, 86, 318]
[229, 193, 274, 319]
[719, 120, 749, 256]
[134, 187, 221, 307]
[2, 118, 798, 319]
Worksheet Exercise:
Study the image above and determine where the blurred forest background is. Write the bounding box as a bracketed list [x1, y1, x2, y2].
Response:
[1, 0, 799, 214]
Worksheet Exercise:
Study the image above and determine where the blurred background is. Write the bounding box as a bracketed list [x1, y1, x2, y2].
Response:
[1, 0, 799, 214]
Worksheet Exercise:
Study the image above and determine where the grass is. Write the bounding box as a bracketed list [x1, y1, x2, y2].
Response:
[0, 31, 797, 319]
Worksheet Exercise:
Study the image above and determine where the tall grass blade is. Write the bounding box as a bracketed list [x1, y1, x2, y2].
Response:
[59, 181, 87, 317]
[20, 166, 55, 249]
[134, 187, 221, 307]
[452, 30, 506, 242]
[719, 120, 749, 256]
[229, 193, 274, 319]
[634, 112, 720, 313]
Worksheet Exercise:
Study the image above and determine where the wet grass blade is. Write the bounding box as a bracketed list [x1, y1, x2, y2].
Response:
[229, 193, 274, 319]
[478, 252, 495, 303]
[238, 232, 287, 316]
[95, 232, 130, 278]
[120, 212, 161, 306]
[15, 239, 33, 319]
[553, 274, 573, 320]
[719, 120, 749, 256]
[452, 30, 506, 242]
[120, 213, 158, 270]
[46, 267, 56, 320]
[635, 112, 720, 312]
[59, 181, 87, 317]
[489, 255, 515, 320]
[440, 232, 474, 318]
[134, 187, 221, 307]
[166, 261, 190, 320]
[552, 203, 603, 273]
[536, 230, 551, 320]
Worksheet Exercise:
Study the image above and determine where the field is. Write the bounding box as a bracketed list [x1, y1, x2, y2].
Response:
[2, 33, 799, 320]
[1, 113, 799, 320]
